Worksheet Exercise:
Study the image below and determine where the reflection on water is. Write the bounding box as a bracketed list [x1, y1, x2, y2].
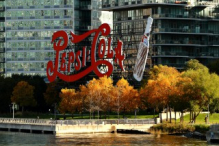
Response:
[0, 131, 213, 146]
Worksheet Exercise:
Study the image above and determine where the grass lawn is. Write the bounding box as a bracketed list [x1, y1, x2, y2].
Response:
[2, 112, 219, 124]
[63, 114, 158, 120]
[176, 113, 219, 124]
[0, 112, 158, 120]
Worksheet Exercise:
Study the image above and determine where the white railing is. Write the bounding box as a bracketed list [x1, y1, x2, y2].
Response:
[0, 118, 55, 125]
[56, 119, 155, 125]
[0, 118, 155, 125]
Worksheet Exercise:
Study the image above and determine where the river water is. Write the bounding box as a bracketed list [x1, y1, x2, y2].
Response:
[0, 131, 215, 146]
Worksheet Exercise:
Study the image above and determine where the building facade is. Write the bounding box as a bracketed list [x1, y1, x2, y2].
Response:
[0, 0, 112, 77]
[0, 0, 4, 75]
[102, 0, 219, 71]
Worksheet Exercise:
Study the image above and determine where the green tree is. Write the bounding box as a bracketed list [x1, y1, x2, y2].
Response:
[11, 81, 36, 114]
[169, 76, 192, 123]
[183, 59, 219, 123]
[185, 59, 207, 70]
[209, 98, 219, 113]
[205, 73, 219, 114]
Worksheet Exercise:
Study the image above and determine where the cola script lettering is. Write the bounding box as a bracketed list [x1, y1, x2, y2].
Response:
[47, 23, 125, 82]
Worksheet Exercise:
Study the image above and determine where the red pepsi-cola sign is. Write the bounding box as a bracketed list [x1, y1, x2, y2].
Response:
[46, 23, 125, 82]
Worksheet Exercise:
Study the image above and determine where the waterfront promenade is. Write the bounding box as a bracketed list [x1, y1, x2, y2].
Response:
[0, 118, 155, 134]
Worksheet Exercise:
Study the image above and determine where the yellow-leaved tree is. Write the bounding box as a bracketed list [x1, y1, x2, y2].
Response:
[82, 76, 114, 119]
[11, 81, 36, 114]
[59, 88, 81, 118]
[140, 65, 181, 122]
[113, 78, 140, 119]
[97, 76, 114, 119]
[78, 85, 88, 118]
[84, 78, 97, 119]
[43, 82, 60, 106]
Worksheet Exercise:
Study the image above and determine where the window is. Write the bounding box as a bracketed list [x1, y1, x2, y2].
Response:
[54, 0, 61, 5]
[44, 0, 51, 6]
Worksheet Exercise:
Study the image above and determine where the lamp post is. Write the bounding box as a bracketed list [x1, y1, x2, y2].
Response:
[208, 103, 210, 124]
[12, 102, 15, 119]
[54, 103, 57, 120]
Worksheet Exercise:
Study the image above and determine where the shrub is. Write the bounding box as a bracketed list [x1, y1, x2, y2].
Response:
[193, 124, 210, 134]
[149, 123, 195, 134]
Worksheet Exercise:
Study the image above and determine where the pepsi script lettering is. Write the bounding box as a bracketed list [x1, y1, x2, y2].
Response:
[47, 24, 125, 82]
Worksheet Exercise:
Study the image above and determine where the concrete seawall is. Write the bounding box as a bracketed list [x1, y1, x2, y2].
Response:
[56, 124, 154, 134]
[0, 118, 155, 134]
[0, 123, 55, 134]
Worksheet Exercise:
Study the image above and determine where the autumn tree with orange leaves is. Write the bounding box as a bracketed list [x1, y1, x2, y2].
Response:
[78, 85, 88, 118]
[58, 76, 139, 119]
[84, 78, 101, 119]
[113, 78, 140, 119]
[59, 88, 82, 118]
[11, 81, 36, 114]
[83, 76, 114, 119]
[98, 76, 114, 119]
[140, 65, 182, 122]
[140, 61, 219, 124]
[44, 82, 60, 106]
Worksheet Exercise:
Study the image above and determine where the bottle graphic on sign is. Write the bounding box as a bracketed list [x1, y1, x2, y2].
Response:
[133, 17, 153, 81]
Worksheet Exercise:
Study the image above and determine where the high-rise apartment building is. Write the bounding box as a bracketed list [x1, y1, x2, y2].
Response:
[4, 0, 74, 76]
[0, 0, 112, 77]
[102, 0, 219, 71]
[0, 0, 4, 75]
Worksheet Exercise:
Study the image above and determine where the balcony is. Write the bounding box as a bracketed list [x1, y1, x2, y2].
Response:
[153, 40, 210, 46]
[114, 15, 150, 22]
[194, 1, 217, 7]
[208, 41, 219, 46]
[153, 13, 219, 20]
[155, 51, 193, 56]
[196, 52, 214, 57]
[102, 0, 189, 10]
[154, 51, 219, 57]
[153, 28, 214, 34]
